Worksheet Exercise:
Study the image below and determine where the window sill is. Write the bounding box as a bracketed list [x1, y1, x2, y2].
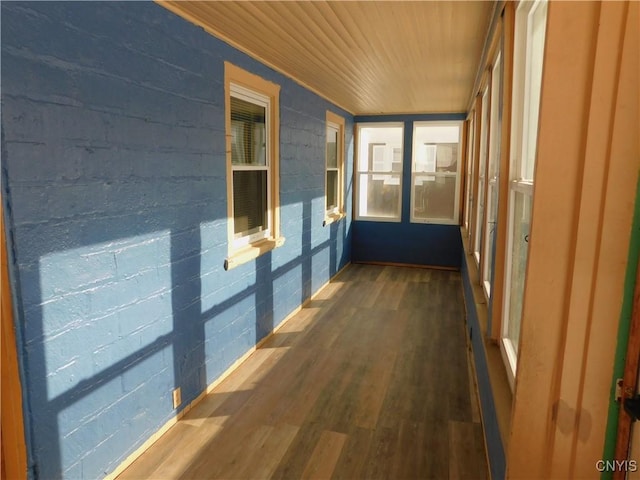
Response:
[323, 212, 345, 227]
[224, 237, 286, 271]
[354, 216, 402, 223]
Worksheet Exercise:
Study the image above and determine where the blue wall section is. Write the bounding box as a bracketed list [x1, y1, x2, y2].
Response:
[352, 115, 465, 268]
[461, 253, 506, 480]
[1, 2, 352, 478]
[352, 222, 462, 267]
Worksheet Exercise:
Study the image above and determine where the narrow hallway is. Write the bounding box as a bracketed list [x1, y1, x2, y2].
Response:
[119, 264, 487, 479]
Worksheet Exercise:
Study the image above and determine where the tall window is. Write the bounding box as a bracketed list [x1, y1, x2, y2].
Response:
[464, 113, 475, 232]
[230, 91, 269, 246]
[356, 124, 403, 221]
[411, 122, 462, 224]
[325, 111, 345, 223]
[225, 63, 281, 269]
[482, 52, 503, 299]
[501, 0, 548, 385]
[473, 86, 490, 265]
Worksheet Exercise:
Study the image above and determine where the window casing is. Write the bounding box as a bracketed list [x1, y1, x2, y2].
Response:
[325, 111, 345, 223]
[224, 63, 282, 270]
[501, 0, 548, 387]
[411, 122, 462, 225]
[355, 123, 404, 222]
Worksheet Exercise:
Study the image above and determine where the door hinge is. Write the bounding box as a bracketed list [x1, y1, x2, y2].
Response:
[615, 378, 624, 403]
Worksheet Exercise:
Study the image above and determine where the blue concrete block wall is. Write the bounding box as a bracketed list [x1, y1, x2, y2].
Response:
[1, 2, 353, 478]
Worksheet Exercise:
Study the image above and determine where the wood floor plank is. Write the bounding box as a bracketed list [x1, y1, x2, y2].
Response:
[449, 420, 487, 480]
[117, 264, 488, 480]
[270, 422, 326, 479]
[361, 426, 400, 480]
[391, 421, 429, 479]
[144, 419, 224, 479]
[331, 426, 373, 480]
[225, 423, 299, 480]
[300, 430, 347, 480]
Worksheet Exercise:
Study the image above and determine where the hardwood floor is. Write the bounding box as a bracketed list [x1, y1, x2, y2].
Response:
[118, 264, 488, 480]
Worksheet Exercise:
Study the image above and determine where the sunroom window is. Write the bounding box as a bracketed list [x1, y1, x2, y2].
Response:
[411, 122, 462, 225]
[356, 124, 403, 222]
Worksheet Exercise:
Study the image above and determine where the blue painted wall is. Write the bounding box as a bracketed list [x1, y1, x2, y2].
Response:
[1, 2, 353, 478]
[461, 253, 506, 480]
[352, 115, 464, 268]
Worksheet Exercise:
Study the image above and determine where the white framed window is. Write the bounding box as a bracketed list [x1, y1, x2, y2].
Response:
[355, 123, 403, 222]
[473, 85, 490, 266]
[410, 122, 462, 225]
[224, 62, 282, 270]
[482, 51, 503, 299]
[501, 0, 548, 387]
[230, 86, 271, 248]
[464, 113, 476, 233]
[325, 111, 345, 224]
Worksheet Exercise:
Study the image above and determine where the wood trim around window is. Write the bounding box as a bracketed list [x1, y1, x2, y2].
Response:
[224, 62, 283, 269]
[325, 110, 346, 225]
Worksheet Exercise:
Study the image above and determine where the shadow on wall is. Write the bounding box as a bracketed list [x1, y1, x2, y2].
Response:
[1, 2, 352, 478]
[6, 162, 349, 480]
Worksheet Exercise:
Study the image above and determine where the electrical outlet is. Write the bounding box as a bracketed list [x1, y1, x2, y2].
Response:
[172, 387, 181, 409]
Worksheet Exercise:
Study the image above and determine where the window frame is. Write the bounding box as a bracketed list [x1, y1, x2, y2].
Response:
[324, 111, 345, 225]
[224, 62, 283, 270]
[354, 122, 404, 223]
[500, 0, 548, 387]
[229, 86, 271, 248]
[481, 51, 503, 300]
[410, 121, 463, 225]
[473, 85, 490, 267]
[464, 113, 476, 233]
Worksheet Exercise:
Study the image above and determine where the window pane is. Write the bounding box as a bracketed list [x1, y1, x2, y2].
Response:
[326, 170, 338, 210]
[233, 170, 267, 236]
[522, 1, 547, 180]
[356, 124, 403, 220]
[483, 182, 499, 288]
[357, 126, 403, 173]
[326, 126, 338, 169]
[357, 173, 401, 219]
[412, 123, 460, 223]
[474, 88, 490, 258]
[482, 53, 503, 297]
[230, 96, 266, 166]
[464, 116, 475, 231]
[413, 175, 457, 221]
[506, 191, 532, 354]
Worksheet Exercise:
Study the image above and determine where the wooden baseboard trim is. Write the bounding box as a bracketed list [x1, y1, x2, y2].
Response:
[352, 260, 459, 272]
[106, 262, 351, 480]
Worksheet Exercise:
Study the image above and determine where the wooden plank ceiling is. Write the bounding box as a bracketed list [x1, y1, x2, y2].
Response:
[160, 1, 494, 115]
